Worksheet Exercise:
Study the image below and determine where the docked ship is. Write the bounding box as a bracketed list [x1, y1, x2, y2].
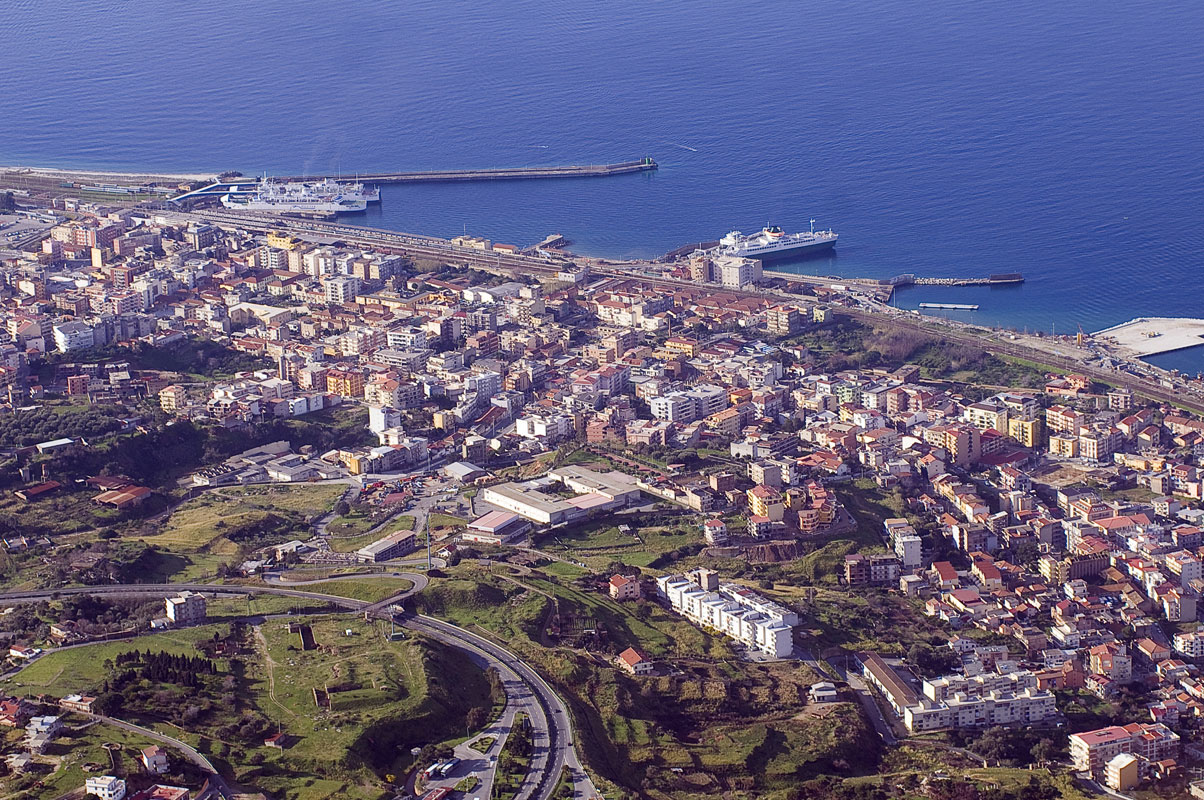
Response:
[220, 178, 370, 214]
[719, 220, 837, 260]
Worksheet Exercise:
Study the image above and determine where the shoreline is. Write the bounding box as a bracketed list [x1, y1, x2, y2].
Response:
[0, 164, 221, 183]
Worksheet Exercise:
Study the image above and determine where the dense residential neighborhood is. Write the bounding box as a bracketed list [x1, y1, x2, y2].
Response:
[5, 198, 1204, 800]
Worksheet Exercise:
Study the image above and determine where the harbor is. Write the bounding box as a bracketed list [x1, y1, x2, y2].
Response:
[1093, 317, 1204, 357]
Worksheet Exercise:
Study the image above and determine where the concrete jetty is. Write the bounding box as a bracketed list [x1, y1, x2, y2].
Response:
[275, 158, 657, 184]
[1094, 317, 1204, 357]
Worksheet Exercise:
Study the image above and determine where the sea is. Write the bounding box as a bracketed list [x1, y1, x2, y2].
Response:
[5, 0, 1204, 371]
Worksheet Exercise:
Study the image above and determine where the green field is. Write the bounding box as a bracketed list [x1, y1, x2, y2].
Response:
[329, 514, 416, 553]
[142, 484, 342, 552]
[205, 594, 333, 619]
[428, 512, 467, 535]
[245, 614, 493, 798]
[286, 577, 414, 603]
[8, 625, 223, 694]
[533, 518, 697, 571]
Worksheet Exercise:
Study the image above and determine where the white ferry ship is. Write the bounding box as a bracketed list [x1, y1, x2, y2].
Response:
[221, 178, 369, 213]
[719, 220, 837, 260]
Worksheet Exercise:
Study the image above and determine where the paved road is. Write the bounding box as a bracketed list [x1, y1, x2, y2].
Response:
[407, 614, 599, 800]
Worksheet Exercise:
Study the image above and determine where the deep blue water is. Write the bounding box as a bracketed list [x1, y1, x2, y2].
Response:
[5, 0, 1204, 370]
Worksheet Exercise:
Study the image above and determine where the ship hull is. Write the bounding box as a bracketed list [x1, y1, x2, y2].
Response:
[727, 236, 837, 261]
[221, 195, 367, 213]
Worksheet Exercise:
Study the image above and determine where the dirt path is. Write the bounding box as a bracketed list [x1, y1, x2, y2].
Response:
[253, 625, 295, 718]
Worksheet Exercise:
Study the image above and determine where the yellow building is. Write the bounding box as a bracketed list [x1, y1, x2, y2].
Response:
[1104, 753, 1139, 791]
[450, 235, 492, 250]
[159, 384, 188, 413]
[1049, 432, 1079, 458]
[266, 230, 302, 250]
[326, 369, 365, 398]
[747, 485, 784, 522]
[1008, 416, 1045, 448]
[664, 336, 700, 358]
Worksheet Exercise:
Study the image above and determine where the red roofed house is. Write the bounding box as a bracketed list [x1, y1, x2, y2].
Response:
[129, 786, 190, 800]
[609, 574, 642, 602]
[616, 647, 654, 675]
[931, 561, 960, 590]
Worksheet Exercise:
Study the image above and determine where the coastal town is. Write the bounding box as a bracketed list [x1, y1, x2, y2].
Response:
[5, 179, 1204, 800]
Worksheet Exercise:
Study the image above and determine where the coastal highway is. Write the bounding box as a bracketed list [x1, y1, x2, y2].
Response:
[0, 582, 595, 800]
[166, 206, 1204, 417]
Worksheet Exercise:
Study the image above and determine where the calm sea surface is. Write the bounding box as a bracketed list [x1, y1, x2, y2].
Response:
[5, 0, 1204, 370]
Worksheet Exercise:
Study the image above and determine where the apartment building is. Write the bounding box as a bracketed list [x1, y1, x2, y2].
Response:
[844, 553, 902, 585]
[164, 592, 206, 625]
[1069, 723, 1180, 777]
[904, 687, 1057, 732]
[657, 570, 797, 658]
[1173, 631, 1204, 659]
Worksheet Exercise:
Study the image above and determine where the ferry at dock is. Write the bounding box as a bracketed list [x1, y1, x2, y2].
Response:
[719, 220, 837, 260]
[220, 177, 372, 214]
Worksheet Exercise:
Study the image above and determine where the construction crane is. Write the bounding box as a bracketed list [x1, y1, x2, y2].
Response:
[1076, 323, 1088, 347]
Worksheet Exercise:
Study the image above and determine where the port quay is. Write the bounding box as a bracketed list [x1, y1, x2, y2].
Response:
[1093, 317, 1204, 357]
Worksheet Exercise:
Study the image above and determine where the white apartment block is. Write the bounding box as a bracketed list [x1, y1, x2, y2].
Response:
[923, 669, 1039, 702]
[324, 275, 361, 305]
[650, 392, 697, 423]
[715, 255, 763, 288]
[904, 687, 1057, 732]
[657, 570, 797, 658]
[515, 412, 574, 443]
[1174, 631, 1204, 659]
[85, 776, 127, 800]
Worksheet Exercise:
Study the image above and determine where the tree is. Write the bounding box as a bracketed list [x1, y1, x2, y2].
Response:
[1030, 737, 1063, 766]
[334, 500, 351, 517]
[466, 705, 488, 733]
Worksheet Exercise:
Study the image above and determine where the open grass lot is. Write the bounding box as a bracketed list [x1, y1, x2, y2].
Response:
[324, 509, 376, 539]
[281, 577, 414, 603]
[427, 512, 467, 537]
[224, 483, 347, 514]
[844, 746, 1092, 800]
[7, 624, 223, 695]
[140, 483, 342, 552]
[329, 514, 415, 553]
[242, 614, 493, 799]
[534, 518, 697, 571]
[205, 594, 334, 619]
[0, 716, 177, 800]
[9, 611, 492, 800]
